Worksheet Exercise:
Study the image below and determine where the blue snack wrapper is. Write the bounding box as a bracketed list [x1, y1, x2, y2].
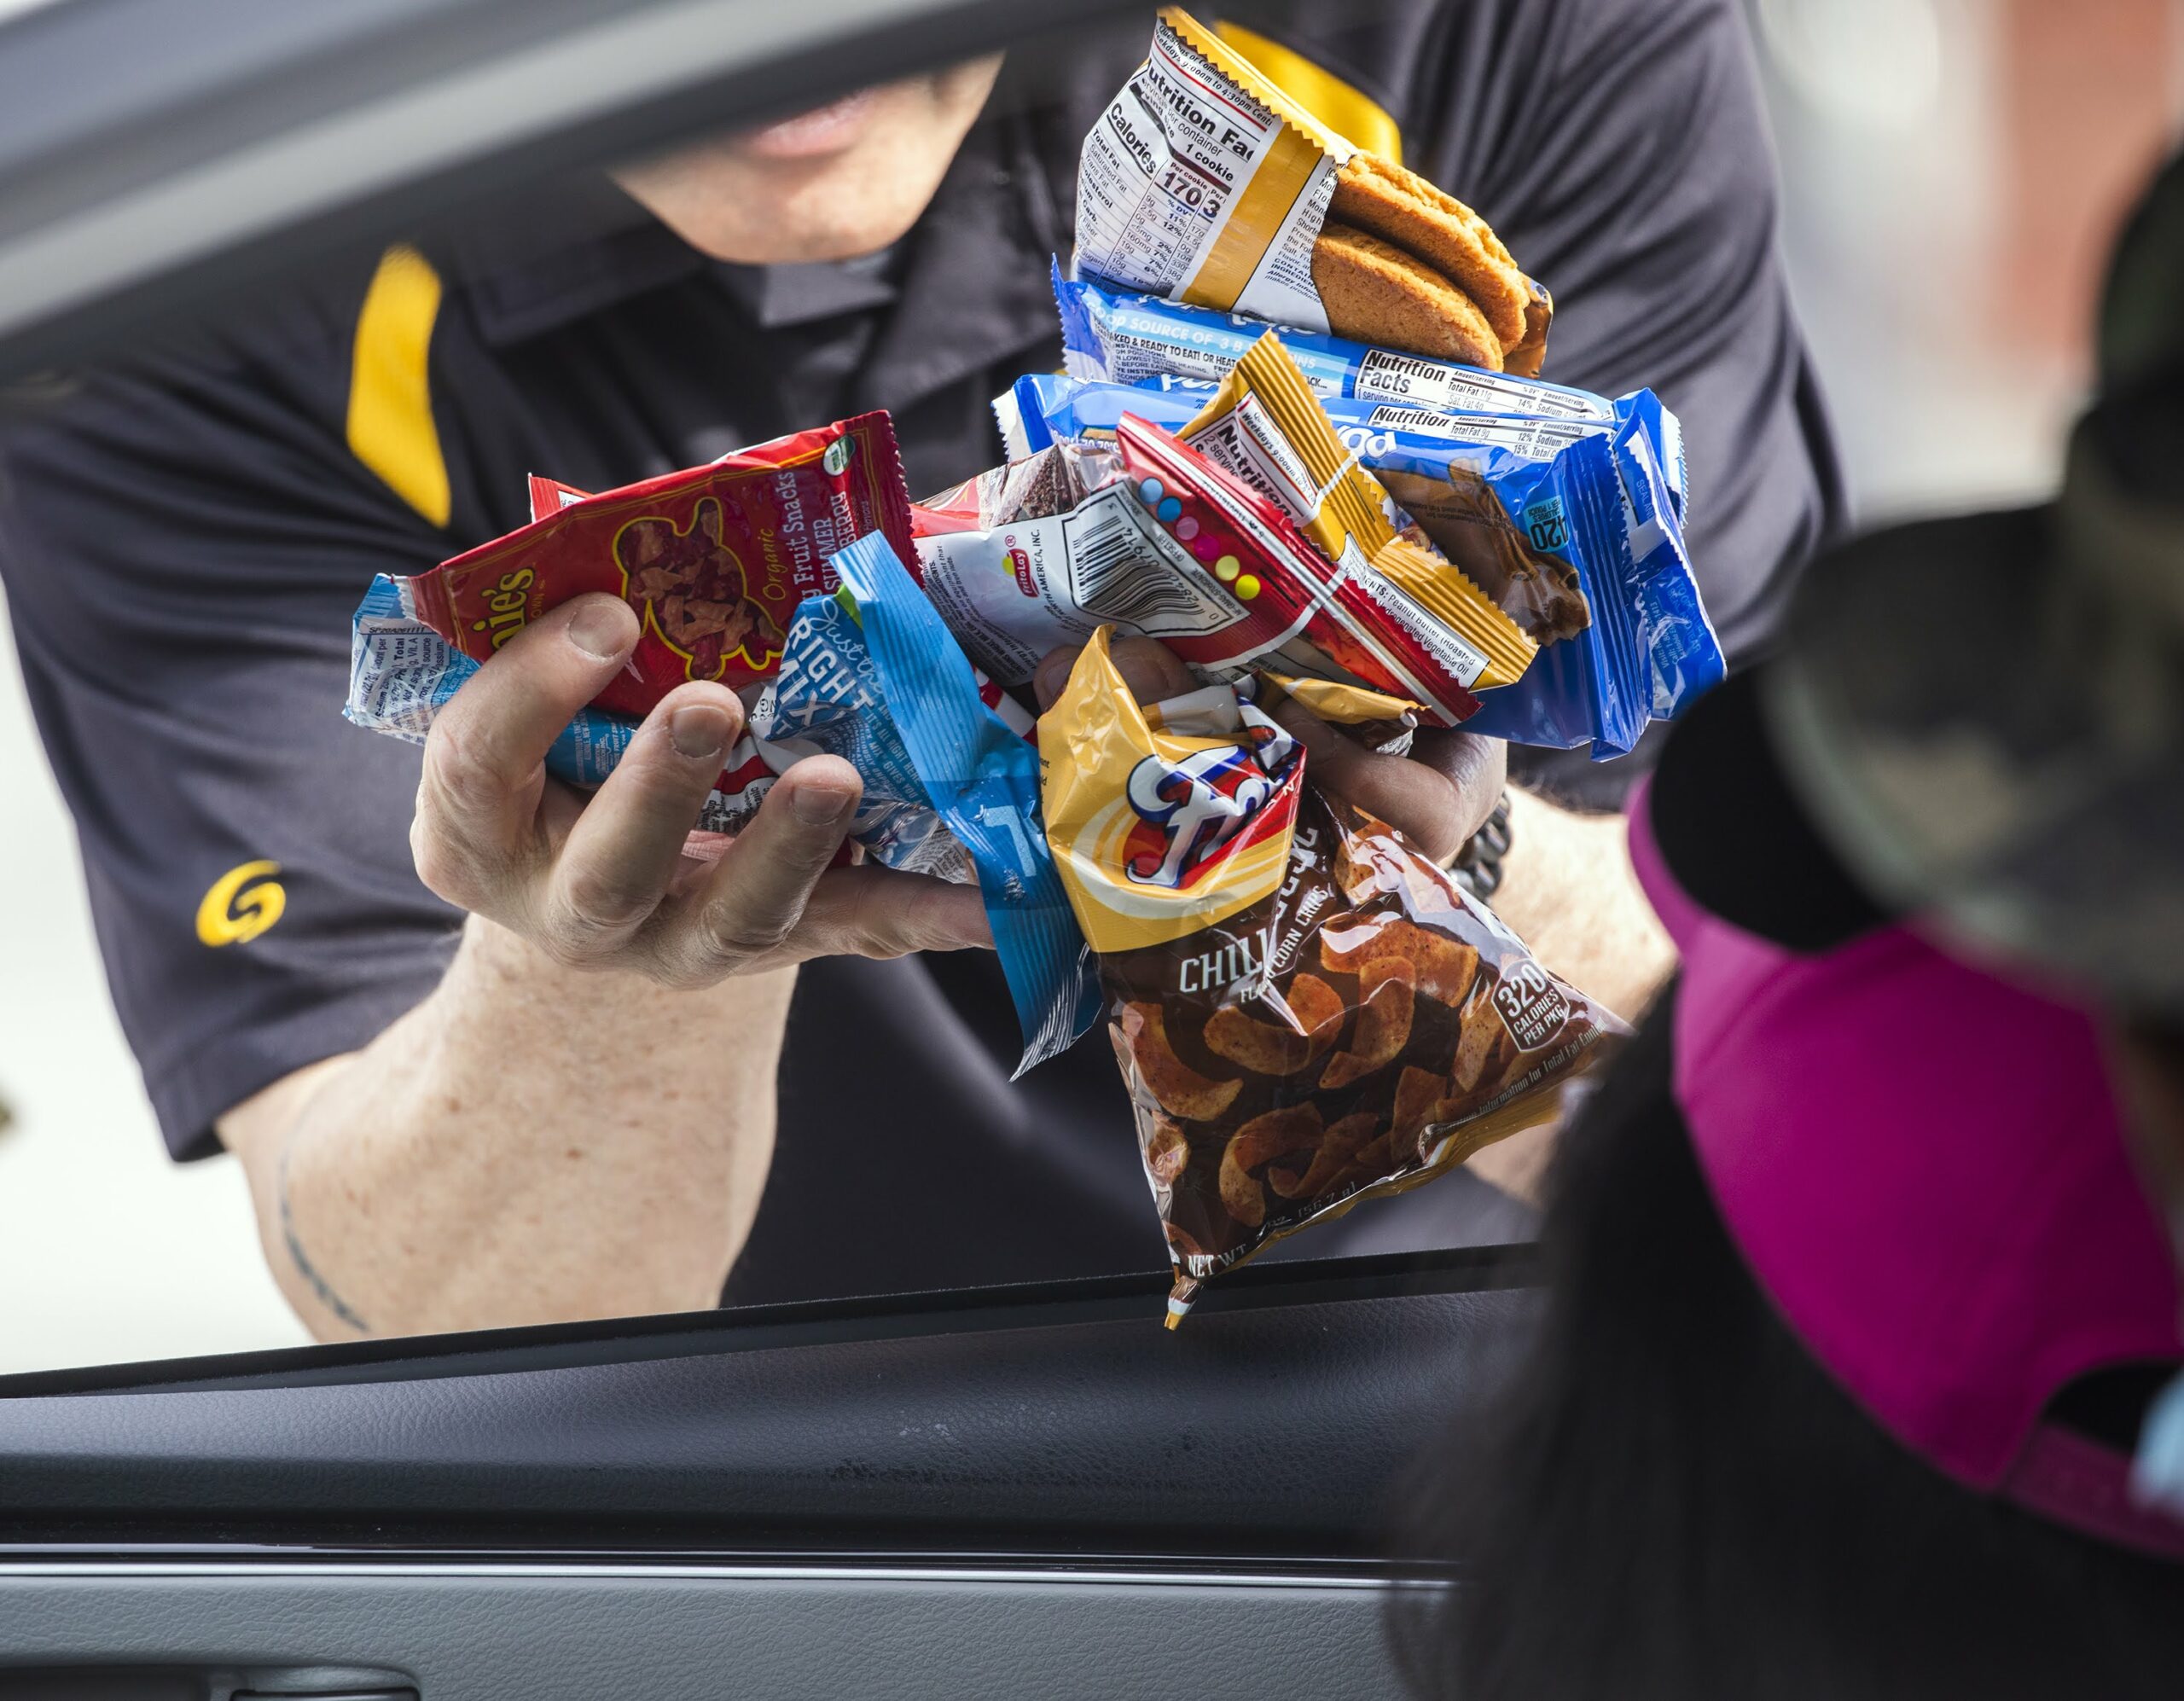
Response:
[828, 531, 1101, 1073]
[1057, 259, 1637, 422]
[752, 593, 977, 879]
[1421, 409, 1719, 757]
[1003, 356, 1719, 759]
[347, 572, 677, 798]
[996, 367, 1687, 525]
[346, 572, 956, 859]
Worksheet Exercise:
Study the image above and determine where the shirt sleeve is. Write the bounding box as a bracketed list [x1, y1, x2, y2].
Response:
[0, 324, 464, 1159]
[1409, 0, 1850, 808]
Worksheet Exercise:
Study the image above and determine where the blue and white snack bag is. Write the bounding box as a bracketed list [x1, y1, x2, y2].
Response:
[828, 532, 1101, 1071]
[750, 594, 979, 880]
[997, 365, 1687, 525]
[1055, 261, 1615, 421]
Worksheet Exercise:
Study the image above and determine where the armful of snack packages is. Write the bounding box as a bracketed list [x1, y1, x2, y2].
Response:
[1041, 628, 1623, 1324]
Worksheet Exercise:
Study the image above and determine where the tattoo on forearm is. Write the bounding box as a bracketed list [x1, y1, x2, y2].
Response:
[277, 1135, 370, 1333]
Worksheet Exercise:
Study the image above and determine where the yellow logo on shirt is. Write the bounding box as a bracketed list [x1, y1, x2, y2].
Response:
[196, 860, 286, 947]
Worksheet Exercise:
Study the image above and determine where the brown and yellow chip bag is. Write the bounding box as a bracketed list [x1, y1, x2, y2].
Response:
[1040, 629, 1620, 1323]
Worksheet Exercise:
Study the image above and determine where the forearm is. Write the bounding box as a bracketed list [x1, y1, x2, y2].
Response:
[1486, 786, 1676, 1022]
[1455, 785, 1674, 1207]
[224, 914, 792, 1339]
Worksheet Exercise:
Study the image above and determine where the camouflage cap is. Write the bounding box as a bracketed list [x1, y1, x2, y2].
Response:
[1759, 151, 2184, 1013]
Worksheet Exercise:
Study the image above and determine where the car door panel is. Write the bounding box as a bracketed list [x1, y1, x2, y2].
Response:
[0, 1257, 1528, 1697]
[0, 1256, 1532, 1553]
[1, 1568, 1414, 1701]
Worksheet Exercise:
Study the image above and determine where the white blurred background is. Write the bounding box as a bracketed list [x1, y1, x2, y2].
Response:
[1, 0, 2180, 1373]
[1760, 0, 2184, 516]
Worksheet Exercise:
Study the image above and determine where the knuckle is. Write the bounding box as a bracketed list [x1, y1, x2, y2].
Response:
[642, 946, 722, 993]
[410, 817, 476, 908]
[531, 925, 609, 972]
[553, 867, 655, 943]
[698, 902, 799, 965]
[847, 880, 916, 958]
[423, 723, 503, 817]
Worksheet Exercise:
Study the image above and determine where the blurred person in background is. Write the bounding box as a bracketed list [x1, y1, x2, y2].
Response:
[0, 0, 1840, 1339]
[1401, 152, 2184, 1698]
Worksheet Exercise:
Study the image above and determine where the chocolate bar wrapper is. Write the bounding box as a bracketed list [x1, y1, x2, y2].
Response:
[1041, 629, 1620, 1322]
[401, 413, 915, 721]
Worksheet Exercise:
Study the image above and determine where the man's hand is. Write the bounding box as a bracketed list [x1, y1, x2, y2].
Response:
[223, 590, 996, 1341]
[415, 591, 989, 982]
[1031, 638, 1507, 862]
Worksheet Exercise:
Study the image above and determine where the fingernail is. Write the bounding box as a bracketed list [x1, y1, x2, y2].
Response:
[792, 781, 857, 826]
[569, 600, 632, 661]
[670, 703, 733, 760]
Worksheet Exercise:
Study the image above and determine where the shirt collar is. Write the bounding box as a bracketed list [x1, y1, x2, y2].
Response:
[711, 247, 902, 328]
[440, 174, 706, 347]
[843, 107, 1066, 415]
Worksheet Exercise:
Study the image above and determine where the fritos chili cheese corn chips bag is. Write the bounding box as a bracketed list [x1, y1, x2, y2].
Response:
[402, 413, 914, 721]
[1041, 629, 1619, 1324]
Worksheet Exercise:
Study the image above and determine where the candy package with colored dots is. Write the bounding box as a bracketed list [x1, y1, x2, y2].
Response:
[1136, 476, 1252, 595]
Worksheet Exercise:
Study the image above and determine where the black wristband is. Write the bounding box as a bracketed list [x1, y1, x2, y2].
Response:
[1450, 790, 1513, 900]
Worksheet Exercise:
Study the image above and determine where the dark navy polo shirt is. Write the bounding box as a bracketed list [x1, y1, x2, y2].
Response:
[0, 0, 1844, 1305]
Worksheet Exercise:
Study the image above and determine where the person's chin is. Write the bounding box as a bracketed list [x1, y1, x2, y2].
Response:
[729, 89, 889, 163]
[701, 150, 934, 263]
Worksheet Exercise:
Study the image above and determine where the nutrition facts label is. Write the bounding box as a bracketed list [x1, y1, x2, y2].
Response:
[1361, 407, 1601, 459]
[1074, 15, 1340, 330]
[1353, 349, 1615, 420]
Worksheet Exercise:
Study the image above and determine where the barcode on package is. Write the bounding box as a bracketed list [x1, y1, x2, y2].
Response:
[1064, 488, 1239, 637]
